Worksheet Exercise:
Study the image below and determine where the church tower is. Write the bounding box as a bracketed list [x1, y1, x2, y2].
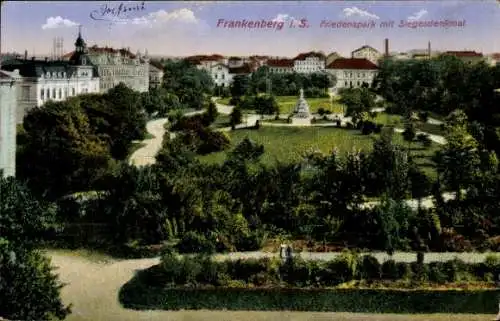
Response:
[74, 25, 87, 53]
[69, 25, 88, 65]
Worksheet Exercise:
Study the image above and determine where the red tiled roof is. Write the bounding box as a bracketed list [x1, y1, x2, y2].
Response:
[229, 63, 255, 74]
[267, 59, 294, 67]
[293, 51, 326, 61]
[492, 53, 500, 60]
[326, 58, 378, 70]
[444, 51, 483, 57]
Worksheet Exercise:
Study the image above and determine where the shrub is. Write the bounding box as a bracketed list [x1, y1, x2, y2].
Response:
[361, 121, 375, 135]
[311, 117, 317, 124]
[418, 111, 429, 123]
[229, 97, 241, 106]
[325, 110, 332, 115]
[317, 107, 326, 116]
[336, 120, 342, 127]
[381, 259, 399, 280]
[346, 122, 355, 129]
[197, 130, 231, 155]
[359, 255, 381, 280]
[176, 231, 216, 254]
[428, 262, 447, 283]
[235, 229, 268, 251]
[254, 120, 260, 129]
[417, 133, 432, 147]
[373, 123, 383, 133]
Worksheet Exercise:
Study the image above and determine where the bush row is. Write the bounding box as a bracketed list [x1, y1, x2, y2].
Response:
[153, 251, 500, 288]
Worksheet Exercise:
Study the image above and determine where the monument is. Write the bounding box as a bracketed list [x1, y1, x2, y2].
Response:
[290, 88, 312, 126]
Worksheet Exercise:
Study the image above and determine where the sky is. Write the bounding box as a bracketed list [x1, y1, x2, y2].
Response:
[2, 0, 500, 57]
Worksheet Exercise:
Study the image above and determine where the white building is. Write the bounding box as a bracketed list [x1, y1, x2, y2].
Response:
[293, 52, 326, 73]
[64, 29, 149, 93]
[0, 69, 22, 177]
[351, 45, 382, 65]
[1, 57, 100, 123]
[326, 58, 378, 94]
[210, 63, 232, 87]
[266, 59, 294, 73]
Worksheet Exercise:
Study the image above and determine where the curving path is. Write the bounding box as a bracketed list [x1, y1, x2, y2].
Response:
[48, 250, 495, 321]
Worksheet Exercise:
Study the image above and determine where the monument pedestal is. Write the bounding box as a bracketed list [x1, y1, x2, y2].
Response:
[291, 117, 312, 126]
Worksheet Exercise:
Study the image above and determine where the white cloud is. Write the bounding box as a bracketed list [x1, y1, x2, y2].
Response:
[272, 14, 296, 22]
[407, 9, 428, 21]
[342, 7, 379, 19]
[41, 16, 79, 30]
[127, 8, 199, 26]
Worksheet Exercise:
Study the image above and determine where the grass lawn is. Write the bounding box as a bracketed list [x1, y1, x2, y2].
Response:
[216, 96, 345, 115]
[198, 126, 439, 179]
[372, 113, 445, 136]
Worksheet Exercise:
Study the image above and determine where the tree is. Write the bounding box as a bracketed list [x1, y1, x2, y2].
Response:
[0, 239, 71, 321]
[18, 99, 114, 200]
[435, 110, 481, 200]
[229, 106, 243, 128]
[0, 177, 70, 320]
[230, 75, 251, 98]
[0, 177, 59, 249]
[228, 138, 264, 163]
[402, 119, 417, 153]
[374, 197, 415, 254]
[339, 87, 376, 123]
[204, 101, 219, 125]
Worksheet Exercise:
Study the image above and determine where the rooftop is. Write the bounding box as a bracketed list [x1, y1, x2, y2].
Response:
[326, 58, 378, 70]
[293, 51, 326, 61]
[444, 50, 483, 57]
[267, 59, 294, 67]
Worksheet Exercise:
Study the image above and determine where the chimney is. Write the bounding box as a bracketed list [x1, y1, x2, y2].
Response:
[24, 50, 28, 60]
[384, 38, 389, 57]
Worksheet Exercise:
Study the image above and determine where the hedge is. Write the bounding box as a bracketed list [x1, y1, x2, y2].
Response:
[120, 280, 500, 313]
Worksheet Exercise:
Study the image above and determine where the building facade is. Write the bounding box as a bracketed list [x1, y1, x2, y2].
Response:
[442, 51, 485, 64]
[66, 30, 149, 93]
[293, 52, 326, 73]
[149, 61, 164, 89]
[351, 46, 382, 65]
[267, 59, 294, 73]
[326, 58, 378, 94]
[1, 57, 100, 123]
[0, 69, 21, 177]
[210, 63, 232, 87]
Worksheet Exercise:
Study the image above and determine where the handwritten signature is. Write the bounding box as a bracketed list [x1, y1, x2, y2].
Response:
[90, 2, 146, 22]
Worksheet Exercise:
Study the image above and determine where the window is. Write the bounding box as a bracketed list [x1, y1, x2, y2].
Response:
[222, 74, 225, 80]
[52, 88, 56, 99]
[41, 88, 45, 100]
[71, 88, 75, 96]
[22, 86, 29, 99]
[64, 88, 68, 97]
[344, 81, 348, 86]
[58, 88, 62, 99]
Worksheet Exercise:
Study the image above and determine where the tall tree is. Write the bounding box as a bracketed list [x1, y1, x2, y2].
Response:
[435, 110, 481, 200]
